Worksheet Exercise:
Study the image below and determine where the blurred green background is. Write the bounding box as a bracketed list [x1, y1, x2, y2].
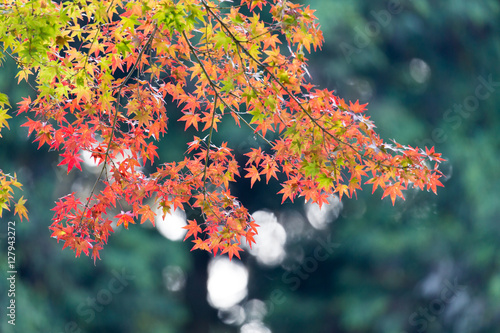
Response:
[1, 0, 500, 332]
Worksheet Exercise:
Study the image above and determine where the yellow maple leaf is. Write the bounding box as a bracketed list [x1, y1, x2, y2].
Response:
[14, 196, 29, 222]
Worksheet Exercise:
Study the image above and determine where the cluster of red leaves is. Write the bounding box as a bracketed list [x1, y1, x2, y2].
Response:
[1, 0, 443, 262]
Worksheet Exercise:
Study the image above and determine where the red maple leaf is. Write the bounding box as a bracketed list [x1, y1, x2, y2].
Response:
[58, 152, 84, 173]
[74, 238, 93, 257]
[115, 211, 135, 229]
[21, 117, 40, 136]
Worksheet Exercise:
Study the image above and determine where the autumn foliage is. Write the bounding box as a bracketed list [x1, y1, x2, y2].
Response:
[0, 0, 444, 262]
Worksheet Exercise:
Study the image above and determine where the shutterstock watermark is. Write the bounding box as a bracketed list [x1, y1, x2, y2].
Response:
[53, 267, 135, 333]
[264, 235, 340, 315]
[414, 74, 499, 148]
[340, 0, 410, 63]
[402, 278, 467, 333]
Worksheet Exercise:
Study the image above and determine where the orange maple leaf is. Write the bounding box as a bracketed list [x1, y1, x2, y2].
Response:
[183, 219, 202, 241]
[381, 182, 405, 205]
[138, 205, 156, 226]
[178, 112, 201, 131]
[244, 166, 261, 188]
[191, 238, 210, 252]
[221, 243, 243, 260]
[349, 100, 368, 113]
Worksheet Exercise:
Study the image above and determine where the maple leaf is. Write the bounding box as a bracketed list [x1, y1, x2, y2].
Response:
[245, 229, 257, 249]
[52, 193, 82, 215]
[315, 191, 330, 209]
[178, 112, 201, 131]
[98, 219, 115, 243]
[200, 111, 220, 132]
[381, 182, 405, 205]
[349, 100, 368, 113]
[111, 53, 124, 72]
[92, 244, 103, 265]
[72, 84, 92, 104]
[16, 96, 31, 114]
[244, 147, 263, 166]
[183, 219, 202, 241]
[262, 33, 281, 51]
[244, 166, 261, 188]
[115, 211, 136, 229]
[142, 142, 159, 164]
[245, 0, 266, 11]
[191, 238, 210, 252]
[33, 123, 53, 149]
[0, 108, 12, 134]
[55, 34, 73, 49]
[425, 146, 445, 162]
[0, 194, 11, 218]
[138, 204, 156, 226]
[134, 109, 153, 128]
[278, 178, 299, 203]
[427, 172, 444, 195]
[14, 196, 28, 222]
[365, 176, 386, 194]
[334, 183, 350, 202]
[221, 243, 243, 260]
[58, 152, 84, 173]
[74, 238, 93, 257]
[50, 226, 73, 241]
[21, 117, 41, 137]
[301, 185, 318, 203]
[187, 136, 201, 153]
